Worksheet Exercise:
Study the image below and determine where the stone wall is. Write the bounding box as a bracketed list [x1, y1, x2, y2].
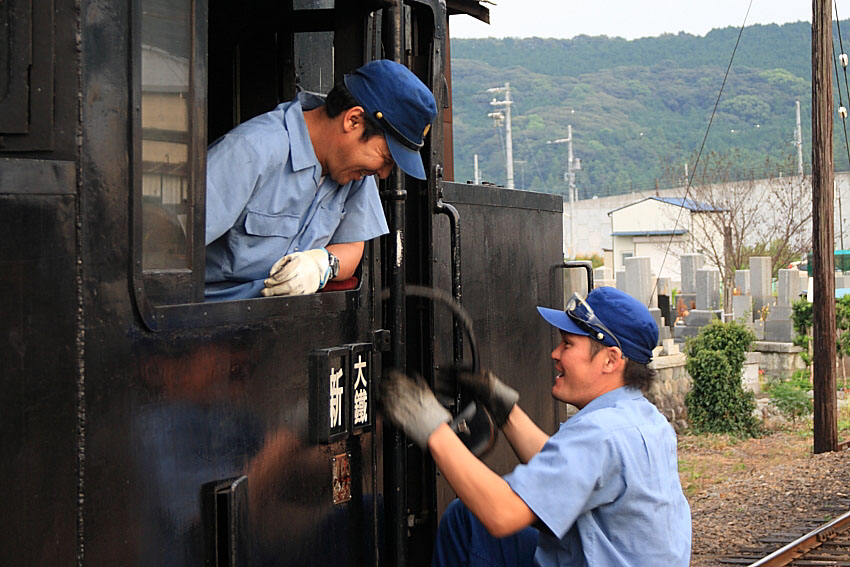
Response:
[644, 348, 796, 433]
[646, 353, 690, 433]
[754, 341, 807, 381]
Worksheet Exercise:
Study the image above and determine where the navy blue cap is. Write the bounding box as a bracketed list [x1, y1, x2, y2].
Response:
[537, 287, 659, 364]
[344, 60, 437, 180]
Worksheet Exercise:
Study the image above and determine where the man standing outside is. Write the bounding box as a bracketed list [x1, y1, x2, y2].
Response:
[205, 60, 436, 301]
[381, 286, 691, 566]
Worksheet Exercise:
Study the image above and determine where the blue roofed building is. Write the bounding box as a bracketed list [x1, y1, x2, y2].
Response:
[607, 196, 725, 280]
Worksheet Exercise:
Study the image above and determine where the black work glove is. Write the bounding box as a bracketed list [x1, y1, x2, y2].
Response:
[379, 370, 451, 449]
[438, 366, 519, 428]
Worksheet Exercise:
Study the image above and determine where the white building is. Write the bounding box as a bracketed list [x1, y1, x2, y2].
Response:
[608, 197, 724, 280]
[566, 172, 850, 262]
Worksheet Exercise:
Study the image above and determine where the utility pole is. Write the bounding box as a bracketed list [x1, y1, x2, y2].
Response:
[487, 83, 514, 189]
[812, 0, 838, 454]
[547, 126, 582, 258]
[795, 100, 805, 176]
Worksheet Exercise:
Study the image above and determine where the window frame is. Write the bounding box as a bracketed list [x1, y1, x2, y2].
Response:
[130, 0, 379, 332]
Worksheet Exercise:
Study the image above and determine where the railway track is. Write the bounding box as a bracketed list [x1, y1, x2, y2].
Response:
[720, 510, 850, 566]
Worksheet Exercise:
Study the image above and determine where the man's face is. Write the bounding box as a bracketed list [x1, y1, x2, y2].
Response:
[327, 121, 395, 185]
[550, 331, 611, 408]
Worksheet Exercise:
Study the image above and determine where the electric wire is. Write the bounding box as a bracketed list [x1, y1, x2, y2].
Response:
[832, 35, 850, 170]
[833, 6, 850, 250]
[835, 5, 850, 105]
[646, 0, 754, 307]
[834, 5, 850, 171]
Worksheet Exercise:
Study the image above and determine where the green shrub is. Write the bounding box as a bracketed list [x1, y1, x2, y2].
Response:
[765, 378, 812, 423]
[791, 299, 812, 366]
[685, 320, 762, 437]
[787, 368, 812, 390]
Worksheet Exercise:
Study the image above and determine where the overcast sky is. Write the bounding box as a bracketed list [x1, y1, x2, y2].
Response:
[449, 1, 832, 40]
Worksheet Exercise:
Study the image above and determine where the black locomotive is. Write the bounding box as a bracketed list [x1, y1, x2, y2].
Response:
[1, 1, 566, 565]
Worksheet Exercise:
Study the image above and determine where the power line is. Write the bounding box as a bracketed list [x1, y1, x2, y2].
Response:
[649, 0, 754, 307]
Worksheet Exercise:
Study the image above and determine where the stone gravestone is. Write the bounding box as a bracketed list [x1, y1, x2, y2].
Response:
[764, 268, 800, 342]
[799, 271, 809, 298]
[732, 294, 753, 325]
[734, 269, 751, 296]
[656, 277, 671, 296]
[774, 269, 800, 309]
[593, 266, 616, 289]
[624, 256, 664, 341]
[680, 253, 705, 293]
[750, 256, 773, 319]
[674, 267, 722, 342]
[695, 268, 721, 310]
[677, 253, 703, 312]
[615, 269, 627, 295]
[625, 256, 656, 308]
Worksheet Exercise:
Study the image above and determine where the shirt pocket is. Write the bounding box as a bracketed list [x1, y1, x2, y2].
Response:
[299, 203, 345, 249]
[243, 210, 301, 238]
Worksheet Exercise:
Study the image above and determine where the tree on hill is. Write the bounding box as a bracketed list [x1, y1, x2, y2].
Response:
[448, 22, 850, 197]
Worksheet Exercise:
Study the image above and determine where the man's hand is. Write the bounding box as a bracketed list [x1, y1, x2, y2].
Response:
[379, 370, 451, 449]
[440, 367, 519, 427]
[262, 248, 331, 297]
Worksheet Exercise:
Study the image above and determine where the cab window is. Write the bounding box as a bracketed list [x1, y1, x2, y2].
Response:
[133, 0, 382, 328]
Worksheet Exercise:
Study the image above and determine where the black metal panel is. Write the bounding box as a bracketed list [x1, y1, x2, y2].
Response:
[433, 182, 564, 509]
[0, 194, 78, 567]
[0, 0, 56, 151]
[0, 158, 76, 194]
[78, 0, 386, 553]
[81, 322, 381, 567]
[0, 0, 31, 132]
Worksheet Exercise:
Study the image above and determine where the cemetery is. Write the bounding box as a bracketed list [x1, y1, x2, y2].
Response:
[587, 253, 831, 433]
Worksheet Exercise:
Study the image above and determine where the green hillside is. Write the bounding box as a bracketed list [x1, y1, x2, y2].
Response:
[449, 22, 850, 198]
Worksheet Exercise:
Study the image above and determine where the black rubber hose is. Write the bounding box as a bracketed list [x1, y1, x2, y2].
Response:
[381, 284, 480, 373]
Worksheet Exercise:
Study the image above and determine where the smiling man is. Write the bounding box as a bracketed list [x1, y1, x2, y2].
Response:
[204, 60, 436, 301]
[380, 286, 692, 567]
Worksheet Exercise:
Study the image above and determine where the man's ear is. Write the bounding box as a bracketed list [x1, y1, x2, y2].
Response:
[341, 106, 366, 133]
[602, 346, 626, 374]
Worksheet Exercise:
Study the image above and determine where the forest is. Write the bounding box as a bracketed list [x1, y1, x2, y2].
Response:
[449, 21, 850, 198]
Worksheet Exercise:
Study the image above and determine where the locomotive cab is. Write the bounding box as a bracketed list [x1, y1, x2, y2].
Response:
[1, 1, 567, 566]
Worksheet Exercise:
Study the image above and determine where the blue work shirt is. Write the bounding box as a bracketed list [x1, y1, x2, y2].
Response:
[504, 387, 691, 567]
[205, 92, 389, 301]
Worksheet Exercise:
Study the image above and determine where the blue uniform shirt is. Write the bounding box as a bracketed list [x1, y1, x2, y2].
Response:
[205, 92, 389, 301]
[504, 387, 692, 567]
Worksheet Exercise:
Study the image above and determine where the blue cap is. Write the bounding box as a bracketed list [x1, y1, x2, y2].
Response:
[344, 60, 437, 180]
[537, 287, 659, 364]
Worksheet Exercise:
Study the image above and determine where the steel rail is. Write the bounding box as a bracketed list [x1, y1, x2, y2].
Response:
[747, 509, 850, 566]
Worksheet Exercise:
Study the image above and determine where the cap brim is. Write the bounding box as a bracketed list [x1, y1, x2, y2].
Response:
[386, 135, 426, 180]
[537, 306, 590, 337]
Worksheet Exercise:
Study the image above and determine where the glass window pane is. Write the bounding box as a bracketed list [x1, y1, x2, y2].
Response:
[141, 0, 192, 270]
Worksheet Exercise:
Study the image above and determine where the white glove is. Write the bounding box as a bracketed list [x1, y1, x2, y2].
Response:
[379, 370, 452, 449]
[261, 248, 331, 297]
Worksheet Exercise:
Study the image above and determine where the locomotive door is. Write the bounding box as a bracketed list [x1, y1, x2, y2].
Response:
[431, 182, 567, 516]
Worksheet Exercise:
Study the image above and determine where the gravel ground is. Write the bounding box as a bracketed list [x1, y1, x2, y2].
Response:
[685, 434, 850, 566]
